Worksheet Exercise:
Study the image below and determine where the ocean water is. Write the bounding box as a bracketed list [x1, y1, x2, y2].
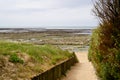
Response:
[0, 26, 97, 29]
[45, 26, 97, 29]
[0, 26, 96, 33]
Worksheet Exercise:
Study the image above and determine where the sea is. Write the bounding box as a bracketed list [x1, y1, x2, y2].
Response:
[0, 26, 97, 33]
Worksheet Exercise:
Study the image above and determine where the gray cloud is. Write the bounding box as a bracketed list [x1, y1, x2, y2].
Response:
[0, 0, 98, 28]
[56, 0, 92, 8]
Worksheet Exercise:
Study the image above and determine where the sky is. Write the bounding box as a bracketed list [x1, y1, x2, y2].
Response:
[0, 0, 98, 29]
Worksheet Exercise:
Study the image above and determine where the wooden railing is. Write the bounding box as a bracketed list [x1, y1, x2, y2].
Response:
[31, 53, 78, 80]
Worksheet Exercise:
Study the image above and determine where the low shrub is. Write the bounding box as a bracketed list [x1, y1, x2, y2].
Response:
[9, 53, 24, 64]
[89, 27, 120, 80]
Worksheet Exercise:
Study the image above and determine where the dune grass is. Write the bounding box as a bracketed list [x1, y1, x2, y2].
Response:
[0, 41, 72, 63]
[0, 41, 73, 79]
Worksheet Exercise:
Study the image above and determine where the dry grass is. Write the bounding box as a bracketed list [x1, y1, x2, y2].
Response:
[0, 41, 73, 79]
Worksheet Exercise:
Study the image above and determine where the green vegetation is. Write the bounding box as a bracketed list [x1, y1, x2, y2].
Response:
[89, 0, 120, 80]
[89, 27, 120, 80]
[0, 41, 73, 79]
[9, 53, 24, 64]
[0, 41, 72, 63]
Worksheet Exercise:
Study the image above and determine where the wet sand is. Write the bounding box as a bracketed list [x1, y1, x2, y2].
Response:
[61, 51, 98, 80]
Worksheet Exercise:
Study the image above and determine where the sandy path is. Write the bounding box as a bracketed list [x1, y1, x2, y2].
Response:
[61, 51, 98, 80]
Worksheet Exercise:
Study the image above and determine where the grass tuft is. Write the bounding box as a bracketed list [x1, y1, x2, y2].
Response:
[9, 53, 24, 64]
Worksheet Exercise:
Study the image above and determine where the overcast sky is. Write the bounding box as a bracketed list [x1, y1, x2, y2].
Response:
[0, 0, 98, 29]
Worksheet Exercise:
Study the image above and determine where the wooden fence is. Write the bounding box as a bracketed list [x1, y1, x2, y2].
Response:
[31, 53, 78, 80]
